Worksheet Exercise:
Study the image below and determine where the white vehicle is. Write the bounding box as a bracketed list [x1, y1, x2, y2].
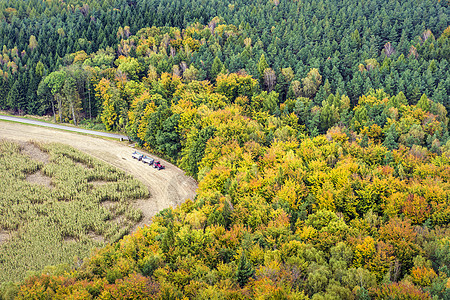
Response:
[132, 151, 143, 160]
[142, 156, 154, 165]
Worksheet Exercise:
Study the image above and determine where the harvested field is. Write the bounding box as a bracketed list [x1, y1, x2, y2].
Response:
[0, 121, 198, 227]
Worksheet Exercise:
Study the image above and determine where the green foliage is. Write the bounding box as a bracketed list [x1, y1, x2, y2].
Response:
[4, 0, 450, 298]
[236, 253, 254, 287]
[384, 124, 399, 150]
[257, 53, 269, 78]
[210, 56, 224, 81]
[180, 126, 216, 178]
[155, 113, 181, 159]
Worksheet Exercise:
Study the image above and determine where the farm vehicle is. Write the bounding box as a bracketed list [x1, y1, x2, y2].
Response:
[153, 161, 165, 170]
[142, 156, 154, 165]
[132, 151, 164, 170]
[132, 151, 143, 160]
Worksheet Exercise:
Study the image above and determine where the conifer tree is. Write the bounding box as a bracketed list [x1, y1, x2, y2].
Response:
[236, 253, 254, 287]
[257, 53, 269, 78]
[210, 56, 223, 81]
[417, 94, 430, 112]
[6, 80, 25, 113]
[383, 124, 398, 150]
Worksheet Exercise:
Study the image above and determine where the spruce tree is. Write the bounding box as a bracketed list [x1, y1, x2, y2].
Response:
[236, 253, 254, 287]
[383, 124, 398, 150]
[257, 53, 269, 78]
[6, 80, 24, 113]
[0, 78, 9, 109]
[210, 56, 223, 80]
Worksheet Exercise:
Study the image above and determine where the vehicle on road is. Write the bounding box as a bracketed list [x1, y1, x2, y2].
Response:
[142, 156, 154, 165]
[153, 161, 165, 170]
[133, 152, 164, 170]
[132, 151, 143, 161]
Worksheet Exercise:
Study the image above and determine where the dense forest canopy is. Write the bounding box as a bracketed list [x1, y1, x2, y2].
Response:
[0, 0, 450, 298]
[0, 0, 448, 118]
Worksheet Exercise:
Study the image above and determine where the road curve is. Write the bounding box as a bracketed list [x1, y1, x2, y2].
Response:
[0, 115, 129, 140]
[0, 119, 198, 229]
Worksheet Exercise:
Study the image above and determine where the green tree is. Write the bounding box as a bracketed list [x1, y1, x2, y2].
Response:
[43, 70, 67, 122]
[210, 56, 223, 81]
[257, 53, 269, 78]
[155, 114, 182, 160]
[417, 94, 430, 112]
[35, 61, 45, 77]
[236, 253, 254, 287]
[383, 124, 398, 150]
[180, 126, 216, 178]
[6, 79, 26, 113]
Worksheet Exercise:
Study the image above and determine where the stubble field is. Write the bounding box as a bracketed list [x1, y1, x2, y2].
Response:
[0, 121, 197, 282]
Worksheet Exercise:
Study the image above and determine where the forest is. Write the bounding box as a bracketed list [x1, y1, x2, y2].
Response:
[0, 0, 449, 298]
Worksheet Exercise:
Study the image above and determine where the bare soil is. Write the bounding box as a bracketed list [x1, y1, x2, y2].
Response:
[20, 141, 50, 164]
[0, 231, 10, 245]
[26, 171, 53, 188]
[91, 180, 111, 186]
[101, 200, 116, 210]
[87, 231, 104, 243]
[0, 122, 198, 231]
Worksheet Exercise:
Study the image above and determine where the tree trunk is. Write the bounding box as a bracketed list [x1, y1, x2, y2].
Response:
[51, 98, 56, 122]
[87, 79, 91, 119]
[69, 96, 77, 126]
[56, 94, 62, 123]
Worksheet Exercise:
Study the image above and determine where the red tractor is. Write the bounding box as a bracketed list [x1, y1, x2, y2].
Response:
[153, 161, 165, 170]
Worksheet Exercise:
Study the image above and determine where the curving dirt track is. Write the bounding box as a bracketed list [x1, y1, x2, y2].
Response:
[0, 121, 198, 230]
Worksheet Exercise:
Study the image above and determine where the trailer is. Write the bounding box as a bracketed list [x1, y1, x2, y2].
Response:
[132, 151, 143, 161]
[133, 152, 164, 170]
[142, 156, 154, 165]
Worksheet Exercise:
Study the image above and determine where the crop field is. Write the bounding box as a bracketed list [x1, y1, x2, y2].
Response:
[0, 140, 149, 283]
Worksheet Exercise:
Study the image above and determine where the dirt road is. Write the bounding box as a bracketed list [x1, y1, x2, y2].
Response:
[0, 121, 198, 229]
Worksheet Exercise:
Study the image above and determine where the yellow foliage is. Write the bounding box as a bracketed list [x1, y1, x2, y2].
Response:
[298, 225, 317, 241]
[172, 98, 199, 138]
[353, 236, 376, 268]
[276, 179, 307, 209]
[248, 244, 265, 266]
[184, 209, 207, 229]
[383, 192, 406, 217]
[410, 266, 437, 286]
[315, 181, 336, 211]
[216, 262, 235, 281]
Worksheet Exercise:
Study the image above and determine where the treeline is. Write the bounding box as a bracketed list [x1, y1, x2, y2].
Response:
[0, 0, 448, 118]
[34, 22, 450, 154]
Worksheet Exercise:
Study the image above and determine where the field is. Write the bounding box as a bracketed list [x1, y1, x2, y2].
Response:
[0, 121, 198, 229]
[0, 140, 150, 282]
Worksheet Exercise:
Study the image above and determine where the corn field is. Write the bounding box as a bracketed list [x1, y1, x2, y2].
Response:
[0, 141, 149, 283]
